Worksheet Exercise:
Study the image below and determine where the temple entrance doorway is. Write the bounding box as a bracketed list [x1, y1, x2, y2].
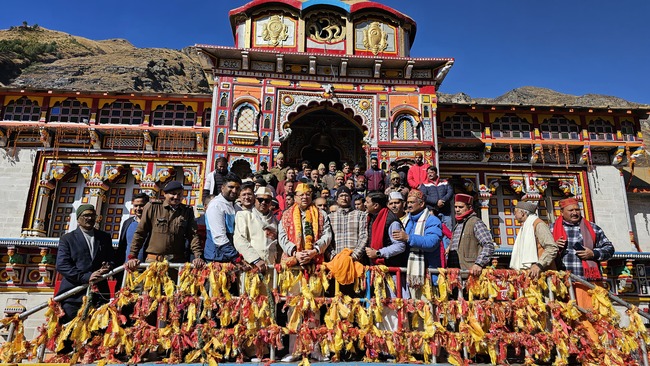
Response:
[281, 104, 365, 170]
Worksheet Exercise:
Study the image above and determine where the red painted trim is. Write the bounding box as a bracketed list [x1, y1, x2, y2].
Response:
[229, 0, 302, 17]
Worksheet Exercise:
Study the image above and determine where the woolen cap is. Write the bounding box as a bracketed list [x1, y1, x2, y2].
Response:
[516, 201, 538, 213]
[163, 180, 183, 192]
[76, 204, 95, 219]
[455, 194, 473, 205]
[336, 186, 352, 198]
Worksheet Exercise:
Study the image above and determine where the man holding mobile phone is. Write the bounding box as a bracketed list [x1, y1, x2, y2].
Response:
[553, 198, 615, 307]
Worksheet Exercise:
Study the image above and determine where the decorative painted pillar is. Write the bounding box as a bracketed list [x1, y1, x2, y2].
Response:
[478, 182, 495, 226]
[132, 163, 159, 198]
[5, 246, 24, 287]
[84, 161, 110, 226]
[24, 181, 56, 237]
[38, 247, 55, 288]
[24, 162, 72, 237]
[183, 166, 202, 207]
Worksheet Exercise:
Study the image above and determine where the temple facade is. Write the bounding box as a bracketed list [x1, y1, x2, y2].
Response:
[0, 0, 649, 334]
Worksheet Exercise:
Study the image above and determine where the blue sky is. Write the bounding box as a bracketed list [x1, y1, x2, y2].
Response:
[1, 0, 649, 104]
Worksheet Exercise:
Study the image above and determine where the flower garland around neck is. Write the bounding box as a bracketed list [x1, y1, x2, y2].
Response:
[291, 204, 320, 251]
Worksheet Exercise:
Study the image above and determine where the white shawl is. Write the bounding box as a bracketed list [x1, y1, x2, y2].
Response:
[509, 214, 539, 270]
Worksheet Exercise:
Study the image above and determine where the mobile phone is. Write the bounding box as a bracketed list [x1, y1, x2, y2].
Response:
[574, 243, 585, 251]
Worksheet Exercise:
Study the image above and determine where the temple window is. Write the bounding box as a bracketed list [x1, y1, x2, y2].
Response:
[265, 97, 273, 110]
[540, 116, 579, 139]
[441, 113, 482, 138]
[152, 102, 196, 127]
[262, 135, 270, 146]
[2, 96, 41, 121]
[203, 108, 212, 127]
[220, 93, 228, 107]
[392, 114, 419, 140]
[49, 173, 83, 237]
[232, 103, 257, 132]
[218, 112, 227, 126]
[587, 118, 615, 140]
[98, 100, 143, 125]
[423, 106, 430, 118]
[217, 132, 225, 144]
[48, 98, 91, 123]
[620, 120, 636, 141]
[380, 106, 387, 119]
[492, 115, 531, 138]
[263, 115, 271, 129]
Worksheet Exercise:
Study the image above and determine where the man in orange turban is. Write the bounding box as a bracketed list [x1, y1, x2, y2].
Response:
[278, 183, 332, 267]
[278, 182, 332, 362]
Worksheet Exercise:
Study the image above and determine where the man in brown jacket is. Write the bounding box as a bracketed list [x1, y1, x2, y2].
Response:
[125, 180, 205, 271]
[447, 194, 495, 277]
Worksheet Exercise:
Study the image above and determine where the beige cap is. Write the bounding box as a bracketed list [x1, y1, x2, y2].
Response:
[255, 187, 273, 198]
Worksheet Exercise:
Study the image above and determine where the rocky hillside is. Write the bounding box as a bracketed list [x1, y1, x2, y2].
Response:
[1, 25, 648, 109]
[438, 86, 649, 109]
[0, 25, 210, 94]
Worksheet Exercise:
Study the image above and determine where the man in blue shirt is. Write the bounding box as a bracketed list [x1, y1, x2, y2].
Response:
[204, 172, 242, 262]
[117, 192, 149, 263]
[392, 189, 443, 297]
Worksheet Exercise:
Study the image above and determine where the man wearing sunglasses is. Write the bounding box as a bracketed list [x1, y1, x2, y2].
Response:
[234, 187, 280, 273]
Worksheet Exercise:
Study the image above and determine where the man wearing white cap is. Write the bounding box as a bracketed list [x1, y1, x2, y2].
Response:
[387, 191, 407, 223]
[510, 201, 559, 280]
[234, 187, 280, 272]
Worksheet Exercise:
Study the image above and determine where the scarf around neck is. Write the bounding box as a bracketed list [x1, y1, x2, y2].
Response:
[510, 214, 540, 270]
[553, 218, 600, 279]
[406, 208, 430, 287]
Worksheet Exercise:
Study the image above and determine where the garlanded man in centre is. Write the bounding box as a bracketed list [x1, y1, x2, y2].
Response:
[278, 182, 332, 266]
[278, 182, 332, 362]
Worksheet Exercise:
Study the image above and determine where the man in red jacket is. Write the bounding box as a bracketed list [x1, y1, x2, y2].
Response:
[407, 152, 429, 189]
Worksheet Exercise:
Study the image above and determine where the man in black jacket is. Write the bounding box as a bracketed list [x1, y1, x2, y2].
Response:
[419, 166, 453, 228]
[55, 204, 115, 323]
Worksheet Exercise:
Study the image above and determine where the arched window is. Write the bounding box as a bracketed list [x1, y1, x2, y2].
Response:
[218, 112, 226, 126]
[48, 98, 91, 123]
[441, 113, 482, 138]
[540, 116, 579, 140]
[492, 115, 531, 138]
[98, 100, 143, 125]
[220, 93, 228, 107]
[217, 132, 225, 144]
[587, 119, 614, 140]
[203, 108, 212, 127]
[380, 106, 387, 119]
[265, 97, 272, 110]
[392, 114, 418, 140]
[151, 102, 196, 127]
[3, 96, 41, 121]
[262, 135, 270, 146]
[263, 115, 271, 129]
[423, 106, 430, 118]
[620, 120, 636, 141]
[232, 103, 257, 132]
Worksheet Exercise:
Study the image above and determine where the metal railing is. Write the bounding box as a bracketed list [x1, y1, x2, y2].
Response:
[2, 264, 649, 365]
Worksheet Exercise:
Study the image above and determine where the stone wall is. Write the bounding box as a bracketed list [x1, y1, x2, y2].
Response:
[0, 148, 37, 237]
[0, 292, 52, 339]
[587, 165, 637, 252]
[628, 192, 650, 252]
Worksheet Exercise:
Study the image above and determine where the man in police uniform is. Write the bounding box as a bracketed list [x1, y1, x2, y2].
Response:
[125, 180, 205, 271]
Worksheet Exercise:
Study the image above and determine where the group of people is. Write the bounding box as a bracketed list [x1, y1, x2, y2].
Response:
[54, 152, 616, 337]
